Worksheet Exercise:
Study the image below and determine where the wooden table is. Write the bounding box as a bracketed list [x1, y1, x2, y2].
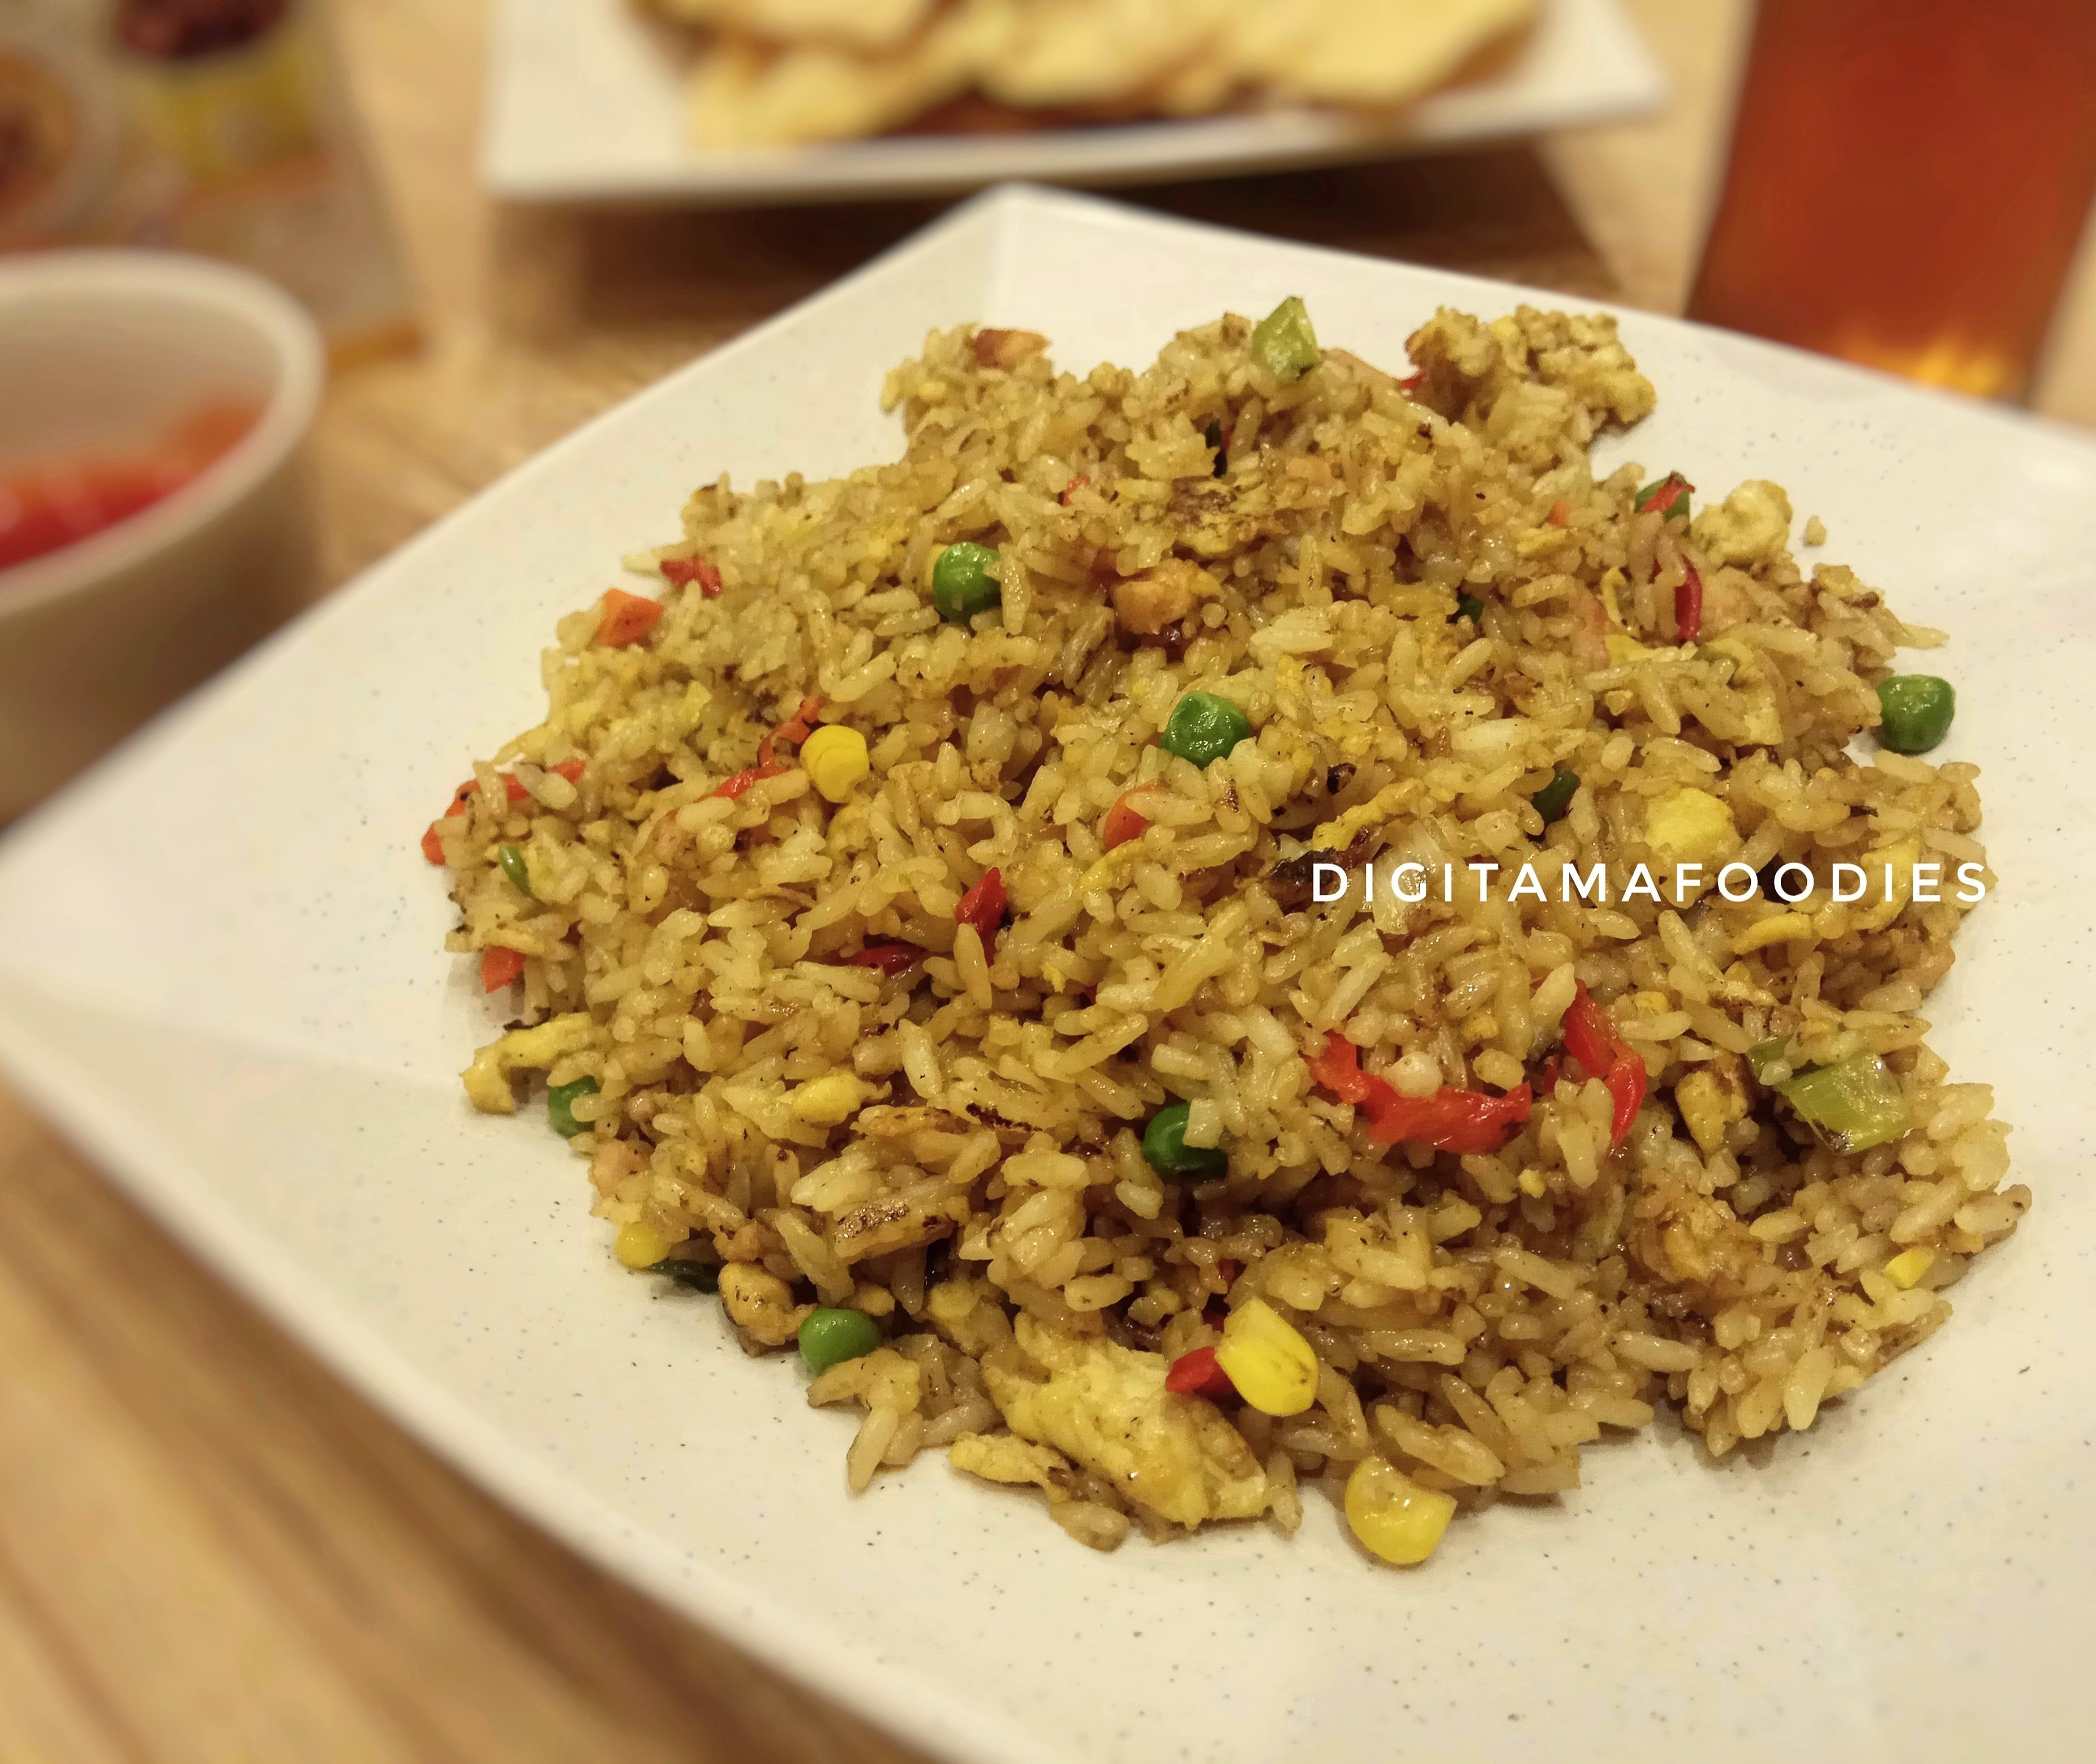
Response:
[5, 3, 2091, 1759]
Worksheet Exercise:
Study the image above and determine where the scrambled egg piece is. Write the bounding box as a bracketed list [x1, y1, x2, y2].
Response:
[1676, 1059, 1749, 1156]
[949, 1431, 1071, 1492]
[1646, 787, 1739, 868]
[461, 1012, 595, 1113]
[1690, 480, 1794, 569]
[983, 1317, 1269, 1526]
[1312, 779, 1418, 852]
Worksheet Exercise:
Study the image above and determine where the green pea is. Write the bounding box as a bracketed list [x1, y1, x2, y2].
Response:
[1875, 675, 1955, 754]
[660, 1259, 720, 1293]
[1160, 691, 1252, 768]
[1141, 1100, 1227, 1181]
[547, 1075, 599, 1138]
[798, 1306, 882, 1374]
[932, 542, 1000, 622]
[1531, 767, 1579, 825]
[497, 843, 532, 895]
[1454, 594, 1484, 625]
[1251, 295, 1321, 381]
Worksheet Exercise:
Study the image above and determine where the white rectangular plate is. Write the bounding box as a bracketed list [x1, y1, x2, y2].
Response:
[2, 187, 2092, 1764]
[482, 0, 1665, 203]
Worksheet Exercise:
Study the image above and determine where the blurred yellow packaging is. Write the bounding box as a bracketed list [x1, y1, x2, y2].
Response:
[0, 0, 414, 362]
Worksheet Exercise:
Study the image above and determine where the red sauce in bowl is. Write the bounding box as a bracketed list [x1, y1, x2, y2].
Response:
[0, 400, 260, 577]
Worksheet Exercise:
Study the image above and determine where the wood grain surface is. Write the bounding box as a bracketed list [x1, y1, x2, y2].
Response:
[3, 2, 2090, 1759]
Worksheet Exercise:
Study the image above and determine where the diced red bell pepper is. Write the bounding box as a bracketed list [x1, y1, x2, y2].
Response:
[844, 943, 921, 976]
[596, 589, 665, 647]
[1399, 370, 1425, 394]
[1101, 788, 1152, 851]
[1059, 475, 1090, 507]
[502, 773, 531, 804]
[550, 758, 586, 783]
[480, 947, 527, 992]
[421, 821, 449, 865]
[1165, 1345, 1236, 1399]
[709, 762, 787, 800]
[1675, 559, 1704, 645]
[1547, 498, 1572, 527]
[1561, 981, 1648, 1151]
[1308, 1031, 1530, 1154]
[660, 555, 724, 597]
[955, 867, 1007, 957]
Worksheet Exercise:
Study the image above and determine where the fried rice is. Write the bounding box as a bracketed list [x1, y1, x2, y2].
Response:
[425, 302, 2021, 1561]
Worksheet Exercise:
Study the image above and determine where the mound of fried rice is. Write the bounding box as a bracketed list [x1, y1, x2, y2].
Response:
[428, 304, 2022, 1558]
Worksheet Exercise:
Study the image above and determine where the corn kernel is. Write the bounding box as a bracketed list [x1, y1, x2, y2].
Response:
[1517, 1169, 1547, 1198]
[1213, 1297, 1318, 1416]
[801, 725, 869, 803]
[1345, 1456, 1456, 1566]
[1646, 786, 1738, 868]
[615, 1218, 670, 1269]
[1883, 1246, 1936, 1290]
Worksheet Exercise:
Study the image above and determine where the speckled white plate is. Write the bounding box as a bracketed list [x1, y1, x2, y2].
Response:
[482, 0, 1664, 204]
[1, 187, 2093, 1764]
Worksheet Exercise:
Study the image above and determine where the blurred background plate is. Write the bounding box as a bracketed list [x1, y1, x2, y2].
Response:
[482, 0, 1665, 204]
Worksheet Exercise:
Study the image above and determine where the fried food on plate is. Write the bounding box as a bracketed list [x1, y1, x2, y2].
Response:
[980, 0, 1229, 111]
[647, 0, 1540, 146]
[652, 0, 941, 53]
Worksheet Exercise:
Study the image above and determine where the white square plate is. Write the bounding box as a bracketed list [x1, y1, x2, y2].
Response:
[2, 187, 2093, 1764]
[482, 0, 1665, 204]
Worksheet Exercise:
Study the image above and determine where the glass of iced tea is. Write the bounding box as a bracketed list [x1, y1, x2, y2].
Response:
[1688, 0, 2096, 402]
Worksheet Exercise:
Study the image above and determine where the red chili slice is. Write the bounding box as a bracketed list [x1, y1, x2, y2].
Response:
[1165, 1345, 1236, 1399]
[1562, 981, 1648, 1151]
[1101, 788, 1151, 851]
[955, 868, 1007, 957]
[755, 693, 826, 769]
[709, 762, 787, 800]
[661, 555, 724, 596]
[1308, 1031, 1530, 1154]
[1676, 559, 1704, 645]
[845, 943, 921, 976]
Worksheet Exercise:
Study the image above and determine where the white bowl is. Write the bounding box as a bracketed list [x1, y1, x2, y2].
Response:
[0, 250, 324, 821]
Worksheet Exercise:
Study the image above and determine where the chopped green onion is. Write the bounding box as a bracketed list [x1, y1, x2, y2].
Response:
[660, 1259, 720, 1293]
[1141, 1100, 1227, 1181]
[1531, 767, 1579, 825]
[1160, 692, 1252, 768]
[1776, 1051, 1910, 1153]
[1746, 1037, 1792, 1083]
[1252, 296, 1321, 382]
[497, 843, 532, 895]
[1454, 594, 1484, 624]
[547, 1075, 599, 1138]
